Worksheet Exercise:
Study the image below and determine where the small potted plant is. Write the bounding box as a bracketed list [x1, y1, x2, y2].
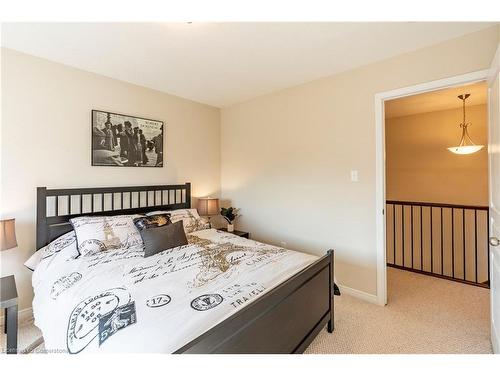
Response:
[220, 207, 239, 232]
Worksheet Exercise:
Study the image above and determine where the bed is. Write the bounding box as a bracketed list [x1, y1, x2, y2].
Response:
[32, 183, 336, 353]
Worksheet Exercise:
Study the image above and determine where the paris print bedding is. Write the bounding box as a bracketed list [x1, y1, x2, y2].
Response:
[30, 228, 318, 353]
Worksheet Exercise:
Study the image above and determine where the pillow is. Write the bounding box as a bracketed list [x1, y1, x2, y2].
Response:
[146, 209, 210, 233]
[136, 220, 188, 257]
[70, 215, 143, 256]
[146, 208, 200, 218]
[24, 250, 43, 271]
[24, 230, 79, 271]
[133, 214, 172, 231]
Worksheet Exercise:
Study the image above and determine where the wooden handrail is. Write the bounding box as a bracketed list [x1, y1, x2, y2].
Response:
[386, 200, 488, 211]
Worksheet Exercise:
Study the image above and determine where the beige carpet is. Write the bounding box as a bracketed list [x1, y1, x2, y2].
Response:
[1, 268, 492, 354]
[306, 267, 492, 354]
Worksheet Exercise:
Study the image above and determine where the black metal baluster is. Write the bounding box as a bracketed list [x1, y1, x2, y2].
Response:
[411, 205, 414, 269]
[80, 194, 83, 214]
[91, 194, 94, 212]
[420, 206, 423, 271]
[430, 207, 433, 273]
[463, 209, 466, 280]
[393, 204, 396, 265]
[121, 192, 124, 210]
[452, 208, 455, 278]
[402, 205, 405, 267]
[474, 209, 478, 283]
[440, 207, 444, 275]
[68, 195, 71, 215]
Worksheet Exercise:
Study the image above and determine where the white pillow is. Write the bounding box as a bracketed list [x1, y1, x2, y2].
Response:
[24, 230, 78, 271]
[24, 250, 43, 271]
[146, 208, 210, 233]
[70, 215, 143, 256]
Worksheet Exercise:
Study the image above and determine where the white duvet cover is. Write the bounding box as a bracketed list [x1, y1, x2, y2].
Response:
[31, 229, 317, 353]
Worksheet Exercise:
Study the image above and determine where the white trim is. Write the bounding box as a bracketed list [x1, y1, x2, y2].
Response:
[492, 321, 499, 354]
[374, 93, 387, 306]
[339, 284, 379, 305]
[0, 307, 33, 327]
[487, 42, 500, 84]
[488, 42, 500, 355]
[374, 69, 489, 307]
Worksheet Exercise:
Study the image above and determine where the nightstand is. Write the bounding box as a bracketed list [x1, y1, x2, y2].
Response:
[1, 275, 18, 354]
[217, 228, 250, 239]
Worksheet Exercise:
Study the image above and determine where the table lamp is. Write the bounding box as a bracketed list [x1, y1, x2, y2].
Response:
[197, 198, 220, 228]
[1, 218, 17, 251]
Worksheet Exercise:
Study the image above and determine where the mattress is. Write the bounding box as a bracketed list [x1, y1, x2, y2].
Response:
[31, 228, 318, 353]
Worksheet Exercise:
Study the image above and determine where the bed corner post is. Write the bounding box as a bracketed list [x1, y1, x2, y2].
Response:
[36, 187, 47, 250]
[327, 249, 335, 333]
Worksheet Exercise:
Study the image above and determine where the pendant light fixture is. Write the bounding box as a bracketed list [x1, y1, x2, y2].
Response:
[447, 93, 484, 155]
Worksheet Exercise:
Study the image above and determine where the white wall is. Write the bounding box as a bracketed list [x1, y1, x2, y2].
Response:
[220, 26, 499, 297]
[0, 48, 221, 312]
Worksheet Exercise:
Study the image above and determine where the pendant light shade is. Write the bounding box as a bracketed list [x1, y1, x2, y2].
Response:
[447, 145, 484, 155]
[447, 93, 484, 155]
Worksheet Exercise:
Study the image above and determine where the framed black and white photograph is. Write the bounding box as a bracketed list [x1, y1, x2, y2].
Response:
[91, 110, 164, 167]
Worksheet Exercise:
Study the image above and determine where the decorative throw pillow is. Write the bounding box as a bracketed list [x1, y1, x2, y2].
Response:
[136, 220, 188, 257]
[146, 209, 210, 233]
[133, 214, 172, 231]
[70, 215, 143, 256]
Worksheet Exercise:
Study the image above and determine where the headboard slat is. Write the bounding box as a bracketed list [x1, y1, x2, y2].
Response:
[36, 183, 191, 250]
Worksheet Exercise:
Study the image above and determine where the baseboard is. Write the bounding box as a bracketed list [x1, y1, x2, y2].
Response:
[0, 307, 33, 327]
[338, 284, 380, 305]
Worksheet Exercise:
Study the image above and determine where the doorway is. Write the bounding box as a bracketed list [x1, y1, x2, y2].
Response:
[385, 82, 489, 290]
[374, 69, 490, 306]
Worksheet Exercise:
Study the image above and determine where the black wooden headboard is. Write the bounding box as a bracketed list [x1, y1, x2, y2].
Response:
[36, 183, 191, 250]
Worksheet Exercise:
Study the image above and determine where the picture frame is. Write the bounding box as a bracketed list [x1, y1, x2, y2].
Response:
[91, 110, 164, 167]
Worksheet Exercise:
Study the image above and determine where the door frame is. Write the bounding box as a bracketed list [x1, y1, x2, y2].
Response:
[487, 43, 500, 354]
[374, 69, 490, 306]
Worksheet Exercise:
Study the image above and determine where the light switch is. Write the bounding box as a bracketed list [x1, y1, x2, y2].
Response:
[350, 170, 359, 182]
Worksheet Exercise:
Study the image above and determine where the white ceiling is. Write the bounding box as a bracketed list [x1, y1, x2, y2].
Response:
[1, 22, 496, 108]
[385, 81, 488, 118]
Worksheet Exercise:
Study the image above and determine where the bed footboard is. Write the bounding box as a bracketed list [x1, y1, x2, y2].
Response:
[175, 249, 335, 354]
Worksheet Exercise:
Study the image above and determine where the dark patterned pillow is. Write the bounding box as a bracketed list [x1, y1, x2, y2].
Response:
[133, 214, 172, 231]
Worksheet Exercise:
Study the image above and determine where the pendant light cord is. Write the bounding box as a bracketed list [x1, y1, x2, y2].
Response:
[458, 94, 475, 147]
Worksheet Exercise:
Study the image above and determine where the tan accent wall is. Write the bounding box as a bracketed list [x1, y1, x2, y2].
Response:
[0, 48, 221, 312]
[386, 104, 488, 206]
[221, 26, 499, 296]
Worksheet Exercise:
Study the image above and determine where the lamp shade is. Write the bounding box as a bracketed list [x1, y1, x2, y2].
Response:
[197, 198, 220, 216]
[0, 218, 18, 251]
